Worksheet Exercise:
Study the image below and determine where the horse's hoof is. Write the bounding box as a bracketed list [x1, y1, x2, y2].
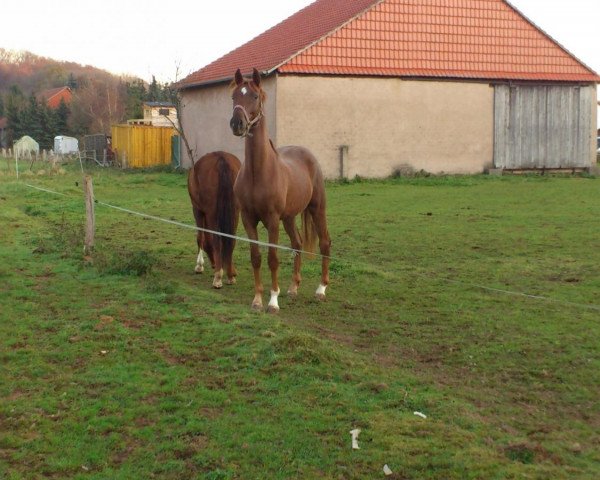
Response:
[251, 302, 263, 311]
[194, 266, 204, 274]
[226, 277, 237, 285]
[315, 284, 327, 301]
[267, 305, 280, 314]
[287, 288, 298, 298]
[212, 282, 223, 289]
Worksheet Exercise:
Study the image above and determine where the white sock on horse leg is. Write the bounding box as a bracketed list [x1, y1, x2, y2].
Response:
[268, 289, 280, 310]
[195, 251, 205, 273]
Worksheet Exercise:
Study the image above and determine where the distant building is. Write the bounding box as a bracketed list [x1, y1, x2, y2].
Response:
[37, 86, 72, 109]
[134, 102, 178, 128]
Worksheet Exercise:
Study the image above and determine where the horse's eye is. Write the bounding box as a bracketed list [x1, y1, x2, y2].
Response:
[253, 94, 259, 100]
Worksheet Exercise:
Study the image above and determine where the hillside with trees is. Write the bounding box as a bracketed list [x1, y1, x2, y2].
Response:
[0, 49, 173, 148]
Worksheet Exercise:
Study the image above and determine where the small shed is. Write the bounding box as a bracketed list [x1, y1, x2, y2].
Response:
[14, 136, 40, 159]
[111, 124, 176, 168]
[141, 102, 179, 128]
[54, 136, 79, 155]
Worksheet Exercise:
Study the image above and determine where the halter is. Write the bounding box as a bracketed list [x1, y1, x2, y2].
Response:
[233, 100, 263, 138]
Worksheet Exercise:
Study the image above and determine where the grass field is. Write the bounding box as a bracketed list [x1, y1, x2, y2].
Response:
[1, 158, 599, 479]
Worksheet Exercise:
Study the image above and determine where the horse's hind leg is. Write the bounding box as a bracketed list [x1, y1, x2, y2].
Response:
[283, 216, 302, 297]
[206, 220, 224, 289]
[224, 239, 237, 285]
[193, 207, 206, 274]
[310, 204, 331, 301]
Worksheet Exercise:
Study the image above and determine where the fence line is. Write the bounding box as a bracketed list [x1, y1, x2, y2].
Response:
[15, 178, 600, 314]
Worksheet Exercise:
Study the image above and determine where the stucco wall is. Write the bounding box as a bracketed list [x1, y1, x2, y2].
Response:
[275, 75, 495, 178]
[590, 85, 598, 162]
[179, 77, 277, 168]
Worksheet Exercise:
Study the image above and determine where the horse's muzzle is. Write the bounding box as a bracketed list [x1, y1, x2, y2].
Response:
[230, 116, 245, 137]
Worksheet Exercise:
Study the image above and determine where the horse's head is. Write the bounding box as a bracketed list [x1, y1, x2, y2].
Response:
[230, 68, 264, 137]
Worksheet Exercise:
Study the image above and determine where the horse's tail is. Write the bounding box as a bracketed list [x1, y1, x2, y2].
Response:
[216, 154, 236, 261]
[301, 209, 318, 259]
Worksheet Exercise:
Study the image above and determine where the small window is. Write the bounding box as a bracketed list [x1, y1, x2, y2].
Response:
[159, 108, 170, 116]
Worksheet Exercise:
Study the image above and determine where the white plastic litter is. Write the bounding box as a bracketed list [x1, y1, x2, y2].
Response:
[350, 428, 361, 450]
[383, 464, 393, 476]
[413, 411, 427, 419]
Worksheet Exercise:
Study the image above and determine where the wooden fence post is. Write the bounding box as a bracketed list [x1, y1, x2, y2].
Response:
[83, 175, 95, 255]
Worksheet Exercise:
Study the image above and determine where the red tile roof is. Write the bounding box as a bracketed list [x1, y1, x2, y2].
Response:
[180, 0, 377, 88]
[179, 0, 600, 88]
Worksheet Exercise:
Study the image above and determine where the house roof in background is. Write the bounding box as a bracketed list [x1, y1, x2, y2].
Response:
[179, 0, 600, 89]
[38, 86, 71, 101]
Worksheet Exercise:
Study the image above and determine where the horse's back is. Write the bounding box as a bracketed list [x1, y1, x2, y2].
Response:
[277, 145, 323, 183]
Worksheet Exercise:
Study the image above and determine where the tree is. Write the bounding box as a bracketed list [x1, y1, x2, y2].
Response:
[147, 75, 160, 102]
[67, 73, 78, 90]
[0, 95, 4, 117]
[5, 85, 25, 144]
[69, 76, 126, 135]
[125, 79, 146, 120]
[39, 103, 58, 149]
[20, 94, 44, 143]
[55, 98, 70, 135]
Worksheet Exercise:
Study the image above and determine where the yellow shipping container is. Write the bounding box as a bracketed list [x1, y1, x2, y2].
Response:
[111, 125, 176, 168]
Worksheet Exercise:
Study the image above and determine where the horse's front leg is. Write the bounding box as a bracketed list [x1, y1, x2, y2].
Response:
[265, 216, 281, 313]
[242, 212, 263, 310]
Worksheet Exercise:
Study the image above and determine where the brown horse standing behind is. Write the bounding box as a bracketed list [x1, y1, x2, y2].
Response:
[230, 68, 331, 313]
[187, 151, 241, 288]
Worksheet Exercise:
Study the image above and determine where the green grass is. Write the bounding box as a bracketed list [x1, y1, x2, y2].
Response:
[1, 157, 599, 479]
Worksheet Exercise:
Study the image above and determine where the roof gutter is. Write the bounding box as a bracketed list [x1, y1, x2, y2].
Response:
[176, 69, 274, 91]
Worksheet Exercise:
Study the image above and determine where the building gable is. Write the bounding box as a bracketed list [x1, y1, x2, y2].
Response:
[179, 0, 599, 88]
[281, 0, 600, 81]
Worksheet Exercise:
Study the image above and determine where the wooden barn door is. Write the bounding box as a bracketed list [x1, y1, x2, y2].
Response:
[494, 84, 593, 169]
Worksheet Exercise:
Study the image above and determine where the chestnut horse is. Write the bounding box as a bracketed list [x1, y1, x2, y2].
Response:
[187, 151, 241, 288]
[230, 68, 331, 312]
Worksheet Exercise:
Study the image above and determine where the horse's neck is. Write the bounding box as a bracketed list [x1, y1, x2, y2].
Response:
[244, 121, 279, 181]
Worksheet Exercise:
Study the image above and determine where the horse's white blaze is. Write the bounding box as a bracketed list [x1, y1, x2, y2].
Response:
[241, 87, 248, 95]
[268, 289, 280, 309]
[316, 284, 327, 296]
[195, 250, 205, 272]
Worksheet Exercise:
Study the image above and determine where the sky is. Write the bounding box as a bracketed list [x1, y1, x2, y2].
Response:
[1, 0, 599, 86]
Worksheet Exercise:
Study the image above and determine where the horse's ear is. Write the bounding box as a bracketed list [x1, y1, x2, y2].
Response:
[234, 69, 244, 86]
[252, 68, 261, 87]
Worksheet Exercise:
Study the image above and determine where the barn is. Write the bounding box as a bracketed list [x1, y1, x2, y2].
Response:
[177, 0, 599, 178]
